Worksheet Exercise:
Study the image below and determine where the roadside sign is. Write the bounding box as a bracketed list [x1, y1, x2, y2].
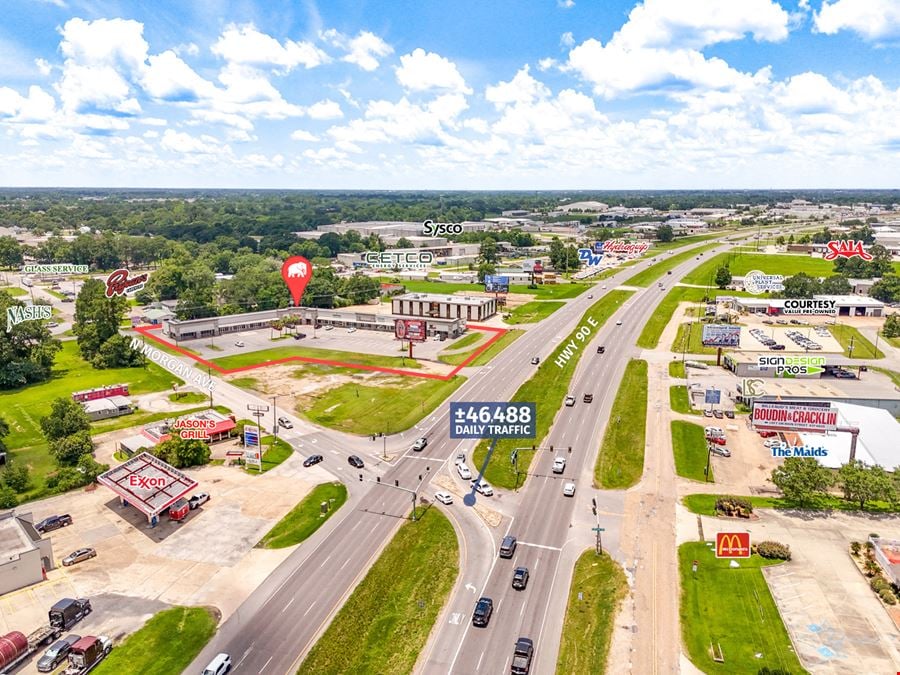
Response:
[701, 324, 740, 347]
[715, 532, 751, 558]
[450, 402, 536, 439]
[751, 401, 837, 433]
[704, 389, 721, 405]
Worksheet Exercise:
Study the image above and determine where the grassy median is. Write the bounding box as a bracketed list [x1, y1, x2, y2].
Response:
[297, 506, 458, 675]
[208, 345, 423, 370]
[594, 359, 648, 489]
[669, 386, 699, 415]
[506, 300, 565, 324]
[556, 550, 628, 675]
[671, 421, 712, 482]
[679, 542, 803, 675]
[626, 243, 719, 287]
[472, 291, 634, 489]
[438, 329, 523, 366]
[831, 324, 884, 359]
[257, 482, 347, 548]
[682, 492, 900, 515]
[94, 606, 218, 675]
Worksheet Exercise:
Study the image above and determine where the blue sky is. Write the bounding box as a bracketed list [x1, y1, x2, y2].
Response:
[2, 0, 900, 189]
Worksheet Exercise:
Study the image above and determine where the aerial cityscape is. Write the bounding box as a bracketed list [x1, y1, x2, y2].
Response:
[2, 2, 900, 675]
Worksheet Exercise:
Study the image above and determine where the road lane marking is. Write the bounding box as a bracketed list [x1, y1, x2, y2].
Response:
[517, 541, 562, 551]
[236, 646, 253, 668]
[302, 600, 317, 617]
[281, 597, 295, 613]
[476, 651, 485, 671]
[259, 655, 274, 673]
[318, 553, 332, 569]
[339, 557, 351, 571]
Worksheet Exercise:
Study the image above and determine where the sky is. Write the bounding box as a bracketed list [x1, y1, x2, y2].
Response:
[2, 0, 900, 189]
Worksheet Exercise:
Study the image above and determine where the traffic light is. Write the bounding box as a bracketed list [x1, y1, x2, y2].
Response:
[592, 497, 597, 516]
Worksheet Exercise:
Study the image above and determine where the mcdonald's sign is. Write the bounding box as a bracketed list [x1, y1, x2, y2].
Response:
[715, 532, 751, 558]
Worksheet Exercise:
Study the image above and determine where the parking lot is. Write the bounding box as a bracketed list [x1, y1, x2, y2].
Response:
[739, 319, 843, 353]
[0, 452, 327, 663]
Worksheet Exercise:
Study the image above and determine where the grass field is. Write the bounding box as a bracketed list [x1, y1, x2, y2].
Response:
[297, 507, 458, 675]
[556, 551, 628, 675]
[381, 277, 588, 299]
[595, 359, 648, 489]
[301, 375, 465, 435]
[91, 404, 227, 437]
[472, 291, 634, 489]
[93, 606, 218, 675]
[505, 300, 565, 324]
[446, 332, 482, 350]
[649, 232, 726, 251]
[669, 361, 686, 378]
[438, 329, 522, 366]
[168, 391, 208, 404]
[671, 421, 712, 482]
[257, 482, 347, 548]
[831, 324, 884, 359]
[672, 322, 719, 356]
[0, 286, 27, 296]
[636, 285, 735, 349]
[245, 436, 293, 473]
[207, 345, 423, 370]
[626, 243, 720, 287]
[669, 385, 699, 415]
[682, 492, 900, 515]
[679, 542, 804, 675]
[871, 366, 900, 389]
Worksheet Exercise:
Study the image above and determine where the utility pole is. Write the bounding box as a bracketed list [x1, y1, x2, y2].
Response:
[848, 335, 855, 359]
[704, 444, 712, 482]
[271, 395, 279, 437]
[592, 497, 604, 555]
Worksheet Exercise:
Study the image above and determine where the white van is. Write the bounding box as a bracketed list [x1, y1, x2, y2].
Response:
[202, 653, 232, 675]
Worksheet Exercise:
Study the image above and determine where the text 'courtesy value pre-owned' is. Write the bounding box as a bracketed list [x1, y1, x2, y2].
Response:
[450, 402, 536, 439]
[554, 316, 599, 368]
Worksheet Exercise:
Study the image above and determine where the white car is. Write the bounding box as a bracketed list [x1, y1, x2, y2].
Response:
[324, 325, 334, 330]
[552, 456, 566, 474]
[615, 320, 623, 326]
[471, 480, 494, 496]
[763, 439, 782, 448]
[347, 327, 357, 333]
[457, 463, 472, 480]
[434, 491, 453, 505]
[564, 395, 576, 407]
[563, 482, 576, 497]
[234, 341, 245, 347]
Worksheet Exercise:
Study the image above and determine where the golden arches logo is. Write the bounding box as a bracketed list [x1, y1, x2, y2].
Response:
[716, 532, 750, 558]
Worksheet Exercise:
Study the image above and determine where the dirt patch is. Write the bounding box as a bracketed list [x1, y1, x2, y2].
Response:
[433, 474, 502, 528]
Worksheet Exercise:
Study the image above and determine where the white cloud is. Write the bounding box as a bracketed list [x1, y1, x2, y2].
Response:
[306, 99, 343, 120]
[775, 71, 853, 114]
[558, 0, 575, 8]
[290, 129, 319, 141]
[211, 24, 330, 72]
[485, 66, 551, 109]
[537, 58, 558, 72]
[396, 49, 472, 94]
[160, 129, 228, 155]
[142, 50, 217, 102]
[0, 85, 56, 122]
[35, 58, 53, 76]
[560, 32, 575, 48]
[321, 29, 393, 71]
[814, 0, 900, 40]
[174, 42, 200, 57]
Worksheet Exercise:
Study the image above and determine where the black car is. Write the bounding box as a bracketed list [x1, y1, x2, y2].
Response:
[597, 346, 605, 354]
[303, 454, 323, 467]
[530, 357, 540, 365]
[583, 393, 593, 403]
[512, 566, 529, 590]
[348, 455, 364, 469]
[472, 597, 493, 627]
[36, 514, 73, 533]
[36, 634, 81, 673]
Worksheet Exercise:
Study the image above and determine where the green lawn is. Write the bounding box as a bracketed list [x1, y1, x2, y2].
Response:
[0, 286, 27, 296]
[669, 386, 699, 415]
[669, 361, 686, 378]
[871, 367, 900, 389]
[472, 291, 634, 489]
[445, 332, 482, 350]
[679, 542, 805, 675]
[227, 376, 260, 389]
[556, 551, 628, 675]
[244, 437, 293, 473]
[257, 482, 348, 548]
[682, 492, 900, 515]
[595, 359, 648, 489]
[168, 392, 209, 404]
[301, 375, 465, 436]
[648, 232, 728, 251]
[830, 324, 884, 359]
[505, 300, 565, 324]
[381, 277, 588, 299]
[93, 606, 218, 675]
[207, 345, 423, 370]
[671, 421, 713, 482]
[626, 243, 720, 287]
[439, 329, 523, 366]
[636, 285, 732, 349]
[297, 507, 458, 675]
[672, 322, 719, 356]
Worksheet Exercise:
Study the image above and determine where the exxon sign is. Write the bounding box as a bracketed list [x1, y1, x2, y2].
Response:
[127, 475, 168, 490]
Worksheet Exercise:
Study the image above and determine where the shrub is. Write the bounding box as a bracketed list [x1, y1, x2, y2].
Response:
[870, 532, 880, 540]
[755, 540, 792, 560]
[864, 559, 881, 577]
[870, 576, 890, 593]
[879, 589, 897, 605]
[0, 486, 17, 509]
[851, 541, 861, 556]
[715, 495, 753, 518]
[0, 462, 30, 493]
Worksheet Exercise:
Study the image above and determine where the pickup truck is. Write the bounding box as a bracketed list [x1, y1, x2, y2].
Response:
[510, 637, 534, 674]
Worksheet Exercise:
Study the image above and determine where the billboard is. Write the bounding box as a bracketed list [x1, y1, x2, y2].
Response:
[243, 425, 261, 468]
[751, 401, 838, 433]
[701, 324, 741, 348]
[716, 532, 751, 558]
[704, 389, 721, 405]
[394, 318, 427, 342]
[824, 239, 872, 261]
[484, 275, 510, 293]
[781, 299, 836, 315]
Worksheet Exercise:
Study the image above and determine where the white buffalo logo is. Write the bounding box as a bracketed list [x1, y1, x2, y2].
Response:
[287, 261, 308, 278]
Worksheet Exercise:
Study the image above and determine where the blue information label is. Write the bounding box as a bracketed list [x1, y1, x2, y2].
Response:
[450, 402, 536, 439]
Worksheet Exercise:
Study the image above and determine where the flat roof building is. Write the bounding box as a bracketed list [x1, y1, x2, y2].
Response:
[732, 295, 885, 317]
[0, 511, 54, 595]
[82, 395, 133, 422]
[392, 292, 497, 322]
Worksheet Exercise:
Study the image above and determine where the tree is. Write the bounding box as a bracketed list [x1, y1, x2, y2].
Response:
[0, 415, 8, 453]
[656, 224, 674, 242]
[477, 262, 497, 283]
[76, 454, 108, 482]
[883, 314, 900, 339]
[870, 274, 900, 304]
[0, 236, 23, 268]
[714, 265, 731, 289]
[867, 244, 894, 278]
[0, 486, 17, 509]
[838, 461, 893, 509]
[153, 436, 210, 468]
[820, 275, 851, 295]
[93, 333, 144, 369]
[775, 235, 785, 246]
[339, 274, 380, 304]
[771, 457, 833, 506]
[479, 239, 499, 264]
[394, 237, 414, 249]
[0, 292, 61, 390]
[49, 430, 94, 466]
[1, 461, 30, 493]
[40, 397, 91, 442]
[73, 278, 133, 365]
[781, 273, 821, 298]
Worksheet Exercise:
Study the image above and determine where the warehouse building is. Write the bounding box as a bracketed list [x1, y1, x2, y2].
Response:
[732, 295, 885, 317]
[391, 292, 497, 322]
[82, 395, 133, 422]
[0, 511, 54, 595]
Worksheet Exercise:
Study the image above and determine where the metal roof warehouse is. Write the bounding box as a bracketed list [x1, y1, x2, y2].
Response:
[97, 452, 198, 527]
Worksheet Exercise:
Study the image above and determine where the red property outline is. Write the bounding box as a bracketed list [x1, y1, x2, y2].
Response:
[133, 323, 507, 381]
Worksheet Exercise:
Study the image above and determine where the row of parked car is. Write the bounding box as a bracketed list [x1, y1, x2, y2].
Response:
[748, 327, 785, 350]
[704, 426, 732, 457]
[784, 329, 823, 350]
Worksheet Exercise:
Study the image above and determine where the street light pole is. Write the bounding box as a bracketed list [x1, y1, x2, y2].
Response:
[704, 444, 712, 482]
[271, 395, 278, 437]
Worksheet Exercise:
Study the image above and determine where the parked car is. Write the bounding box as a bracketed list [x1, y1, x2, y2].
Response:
[412, 437, 428, 451]
[563, 482, 576, 497]
[712, 409, 723, 419]
[530, 356, 540, 365]
[564, 395, 576, 407]
[758, 430, 777, 438]
[710, 446, 731, 457]
[37, 634, 81, 673]
[434, 491, 453, 505]
[348, 455, 364, 469]
[471, 480, 494, 496]
[763, 439, 782, 448]
[703, 409, 713, 418]
[324, 325, 334, 330]
[36, 514, 73, 533]
[47, 321, 59, 328]
[769, 344, 786, 350]
[62, 548, 96, 567]
[724, 410, 735, 419]
[512, 567, 529, 590]
[188, 492, 210, 509]
[347, 327, 357, 333]
[234, 340, 245, 347]
[292, 333, 306, 340]
[457, 463, 472, 480]
[472, 597, 494, 627]
[552, 457, 566, 474]
[303, 454, 323, 467]
[277, 416, 293, 429]
[706, 436, 726, 446]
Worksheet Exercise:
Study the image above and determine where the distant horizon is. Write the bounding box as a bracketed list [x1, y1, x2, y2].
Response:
[2, 187, 900, 194]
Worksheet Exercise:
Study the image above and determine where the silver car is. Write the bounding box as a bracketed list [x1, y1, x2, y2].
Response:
[62, 547, 96, 566]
